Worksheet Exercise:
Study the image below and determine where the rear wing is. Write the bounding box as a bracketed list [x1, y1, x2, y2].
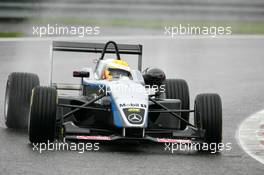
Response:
[50, 41, 143, 85]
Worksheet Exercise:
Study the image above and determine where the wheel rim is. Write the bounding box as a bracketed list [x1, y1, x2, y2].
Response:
[4, 80, 10, 121]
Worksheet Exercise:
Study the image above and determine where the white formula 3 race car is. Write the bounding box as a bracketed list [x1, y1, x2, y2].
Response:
[4, 41, 222, 151]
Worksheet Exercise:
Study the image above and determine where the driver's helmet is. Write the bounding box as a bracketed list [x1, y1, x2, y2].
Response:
[102, 60, 131, 80]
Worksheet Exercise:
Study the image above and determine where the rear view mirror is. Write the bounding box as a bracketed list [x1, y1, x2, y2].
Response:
[73, 71, 90, 78]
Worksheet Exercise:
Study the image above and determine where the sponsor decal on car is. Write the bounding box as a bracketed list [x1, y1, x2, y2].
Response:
[122, 108, 145, 124]
[127, 108, 141, 112]
[127, 113, 143, 123]
[157, 138, 192, 143]
[119, 103, 147, 108]
[76, 136, 112, 141]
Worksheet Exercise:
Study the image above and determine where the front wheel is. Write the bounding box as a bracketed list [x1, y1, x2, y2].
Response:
[4, 72, 39, 129]
[28, 86, 57, 143]
[194, 93, 222, 147]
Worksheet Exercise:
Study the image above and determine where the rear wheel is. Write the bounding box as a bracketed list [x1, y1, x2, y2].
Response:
[164, 79, 190, 129]
[194, 94, 222, 150]
[29, 86, 57, 143]
[4, 72, 39, 129]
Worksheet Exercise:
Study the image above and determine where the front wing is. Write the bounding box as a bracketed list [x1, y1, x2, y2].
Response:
[63, 121, 205, 144]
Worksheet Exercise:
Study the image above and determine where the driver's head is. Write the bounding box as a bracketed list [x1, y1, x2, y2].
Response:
[103, 60, 131, 80]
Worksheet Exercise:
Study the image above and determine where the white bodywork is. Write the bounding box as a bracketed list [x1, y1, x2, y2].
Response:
[82, 59, 149, 128]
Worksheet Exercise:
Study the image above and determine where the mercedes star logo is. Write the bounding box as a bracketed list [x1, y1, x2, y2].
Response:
[127, 113, 143, 123]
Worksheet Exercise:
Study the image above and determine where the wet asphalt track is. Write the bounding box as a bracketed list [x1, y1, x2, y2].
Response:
[0, 37, 264, 174]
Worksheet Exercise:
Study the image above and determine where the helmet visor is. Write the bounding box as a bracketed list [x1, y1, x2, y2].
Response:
[108, 68, 131, 79]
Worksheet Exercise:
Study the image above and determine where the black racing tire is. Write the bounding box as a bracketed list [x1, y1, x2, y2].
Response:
[194, 94, 222, 147]
[29, 86, 57, 143]
[164, 79, 190, 129]
[4, 72, 39, 129]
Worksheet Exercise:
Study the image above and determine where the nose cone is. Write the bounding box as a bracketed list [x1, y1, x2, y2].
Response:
[108, 80, 148, 128]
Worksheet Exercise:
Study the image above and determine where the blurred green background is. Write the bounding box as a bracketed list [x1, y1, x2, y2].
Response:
[1, 0, 264, 37]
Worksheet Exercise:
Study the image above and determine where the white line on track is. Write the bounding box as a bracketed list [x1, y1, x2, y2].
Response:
[237, 110, 264, 165]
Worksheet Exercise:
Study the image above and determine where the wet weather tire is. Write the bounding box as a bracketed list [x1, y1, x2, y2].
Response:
[194, 94, 222, 146]
[164, 79, 190, 129]
[29, 86, 57, 143]
[4, 72, 39, 129]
